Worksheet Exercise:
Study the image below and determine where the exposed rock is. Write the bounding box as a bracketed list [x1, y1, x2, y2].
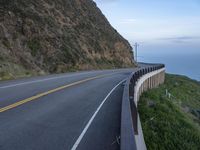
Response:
[0, 0, 135, 77]
[181, 105, 190, 113]
[191, 109, 200, 119]
[147, 100, 156, 108]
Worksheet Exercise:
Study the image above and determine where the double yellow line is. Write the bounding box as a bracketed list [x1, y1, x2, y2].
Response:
[0, 74, 107, 113]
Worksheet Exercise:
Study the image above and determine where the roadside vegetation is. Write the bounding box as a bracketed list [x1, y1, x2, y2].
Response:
[0, 0, 134, 77]
[138, 74, 200, 150]
[0, 61, 39, 81]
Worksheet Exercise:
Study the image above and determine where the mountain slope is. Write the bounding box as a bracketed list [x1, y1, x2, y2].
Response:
[138, 74, 200, 150]
[0, 0, 134, 80]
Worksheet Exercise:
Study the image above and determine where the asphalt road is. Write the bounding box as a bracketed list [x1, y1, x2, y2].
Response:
[0, 68, 136, 150]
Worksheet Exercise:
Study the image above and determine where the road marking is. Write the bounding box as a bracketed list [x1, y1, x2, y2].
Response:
[0, 72, 92, 89]
[0, 74, 110, 113]
[71, 79, 126, 150]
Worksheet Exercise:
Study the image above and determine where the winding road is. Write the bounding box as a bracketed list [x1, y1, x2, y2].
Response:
[0, 68, 137, 150]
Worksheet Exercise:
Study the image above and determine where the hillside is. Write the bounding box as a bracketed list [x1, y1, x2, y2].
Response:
[138, 74, 200, 150]
[0, 0, 134, 80]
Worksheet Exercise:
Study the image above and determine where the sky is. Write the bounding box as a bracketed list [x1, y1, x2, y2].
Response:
[93, 0, 200, 55]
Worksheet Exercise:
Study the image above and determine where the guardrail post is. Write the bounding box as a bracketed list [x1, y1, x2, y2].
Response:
[121, 64, 165, 150]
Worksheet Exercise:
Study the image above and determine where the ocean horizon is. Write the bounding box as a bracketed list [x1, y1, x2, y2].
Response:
[138, 49, 200, 81]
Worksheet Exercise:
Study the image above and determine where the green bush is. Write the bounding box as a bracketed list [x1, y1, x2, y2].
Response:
[44, 16, 57, 28]
[2, 38, 11, 48]
[27, 38, 41, 56]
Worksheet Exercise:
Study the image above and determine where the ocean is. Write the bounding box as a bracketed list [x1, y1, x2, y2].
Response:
[138, 48, 200, 81]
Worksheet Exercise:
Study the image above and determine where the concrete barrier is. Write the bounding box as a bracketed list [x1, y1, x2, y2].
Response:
[134, 68, 165, 150]
[120, 64, 165, 150]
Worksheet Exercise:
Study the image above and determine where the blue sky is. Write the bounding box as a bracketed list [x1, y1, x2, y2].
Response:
[94, 0, 200, 54]
[94, 0, 200, 80]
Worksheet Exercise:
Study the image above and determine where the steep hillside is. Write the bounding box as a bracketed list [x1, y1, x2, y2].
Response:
[0, 0, 134, 80]
[138, 74, 200, 150]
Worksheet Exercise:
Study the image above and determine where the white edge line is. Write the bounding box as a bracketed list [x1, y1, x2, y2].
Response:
[71, 78, 126, 150]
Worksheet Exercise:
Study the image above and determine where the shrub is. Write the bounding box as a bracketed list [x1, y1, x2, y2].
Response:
[27, 38, 41, 56]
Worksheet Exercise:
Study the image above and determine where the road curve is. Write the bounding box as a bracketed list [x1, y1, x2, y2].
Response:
[0, 68, 136, 150]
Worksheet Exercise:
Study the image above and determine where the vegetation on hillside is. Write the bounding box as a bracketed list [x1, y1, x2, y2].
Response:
[138, 74, 200, 150]
[0, 0, 134, 81]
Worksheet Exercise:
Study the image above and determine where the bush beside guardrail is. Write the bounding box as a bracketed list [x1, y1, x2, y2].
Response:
[121, 64, 165, 150]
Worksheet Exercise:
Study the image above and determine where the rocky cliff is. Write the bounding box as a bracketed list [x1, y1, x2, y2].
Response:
[0, 0, 134, 80]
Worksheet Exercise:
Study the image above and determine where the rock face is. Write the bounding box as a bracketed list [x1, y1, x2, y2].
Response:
[0, 0, 134, 78]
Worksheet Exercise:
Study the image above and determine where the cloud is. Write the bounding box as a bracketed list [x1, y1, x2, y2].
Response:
[158, 36, 200, 43]
[160, 36, 200, 40]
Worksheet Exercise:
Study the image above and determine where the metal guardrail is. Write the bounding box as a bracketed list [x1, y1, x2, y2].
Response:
[120, 64, 165, 150]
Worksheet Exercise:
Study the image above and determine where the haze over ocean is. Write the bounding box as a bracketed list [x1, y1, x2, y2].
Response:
[138, 46, 200, 81]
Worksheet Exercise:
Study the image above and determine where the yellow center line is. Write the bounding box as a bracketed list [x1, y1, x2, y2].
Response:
[0, 74, 109, 113]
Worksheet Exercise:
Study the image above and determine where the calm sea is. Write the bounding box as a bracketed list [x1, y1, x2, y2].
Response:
[138, 50, 200, 81]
